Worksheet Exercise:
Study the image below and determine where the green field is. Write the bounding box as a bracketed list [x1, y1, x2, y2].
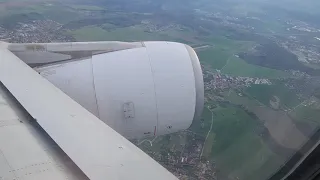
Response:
[0, 3, 82, 24]
[291, 104, 320, 124]
[201, 36, 256, 52]
[189, 107, 212, 137]
[222, 56, 290, 79]
[201, 36, 240, 49]
[209, 105, 284, 180]
[223, 90, 262, 108]
[68, 25, 177, 42]
[210, 106, 261, 155]
[70, 5, 105, 11]
[42, 8, 81, 24]
[197, 36, 291, 79]
[197, 48, 229, 70]
[245, 84, 302, 109]
[158, 28, 200, 44]
[214, 132, 284, 180]
[202, 132, 215, 158]
[196, 35, 291, 79]
[139, 132, 186, 154]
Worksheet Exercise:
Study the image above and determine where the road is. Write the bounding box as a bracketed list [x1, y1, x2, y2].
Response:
[193, 45, 212, 51]
[200, 107, 214, 158]
[138, 136, 158, 146]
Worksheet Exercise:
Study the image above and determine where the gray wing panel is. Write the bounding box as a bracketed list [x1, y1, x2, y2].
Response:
[0, 48, 177, 180]
[7, 41, 144, 66]
[0, 83, 88, 180]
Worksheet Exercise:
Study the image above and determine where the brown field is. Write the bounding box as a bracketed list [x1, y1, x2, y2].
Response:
[224, 90, 308, 152]
[253, 106, 307, 150]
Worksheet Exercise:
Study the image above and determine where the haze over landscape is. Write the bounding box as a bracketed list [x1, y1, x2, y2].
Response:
[1, 0, 320, 179]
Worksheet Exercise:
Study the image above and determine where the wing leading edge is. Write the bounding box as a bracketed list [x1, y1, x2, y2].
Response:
[0, 48, 178, 180]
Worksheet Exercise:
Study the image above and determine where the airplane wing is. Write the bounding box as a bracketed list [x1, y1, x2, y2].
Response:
[4, 41, 204, 140]
[0, 46, 179, 179]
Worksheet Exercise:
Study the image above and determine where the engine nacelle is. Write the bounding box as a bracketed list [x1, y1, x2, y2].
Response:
[34, 42, 204, 139]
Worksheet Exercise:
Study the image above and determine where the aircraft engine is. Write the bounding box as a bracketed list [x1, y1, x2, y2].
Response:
[34, 42, 204, 139]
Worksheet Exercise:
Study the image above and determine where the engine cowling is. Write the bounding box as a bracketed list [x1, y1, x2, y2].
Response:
[35, 41, 204, 139]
